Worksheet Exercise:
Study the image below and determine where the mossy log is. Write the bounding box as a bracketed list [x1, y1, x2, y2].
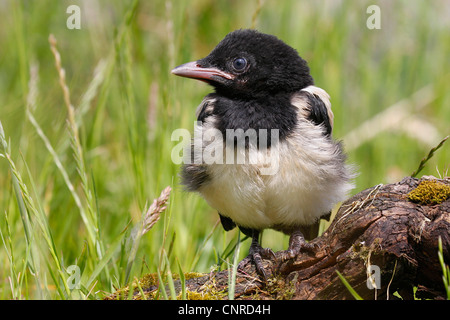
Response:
[109, 176, 450, 300]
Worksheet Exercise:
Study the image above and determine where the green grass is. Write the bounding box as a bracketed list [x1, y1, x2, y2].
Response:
[0, 0, 449, 299]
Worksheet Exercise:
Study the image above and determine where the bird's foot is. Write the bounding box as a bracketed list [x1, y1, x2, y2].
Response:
[280, 230, 316, 261]
[237, 242, 276, 281]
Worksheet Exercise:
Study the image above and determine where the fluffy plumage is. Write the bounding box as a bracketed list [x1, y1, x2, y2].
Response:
[172, 29, 355, 279]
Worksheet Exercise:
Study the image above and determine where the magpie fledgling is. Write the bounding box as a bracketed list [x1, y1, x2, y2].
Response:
[172, 29, 355, 279]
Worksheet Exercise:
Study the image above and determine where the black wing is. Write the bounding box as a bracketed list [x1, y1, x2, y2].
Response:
[292, 88, 333, 137]
[304, 92, 332, 136]
[219, 213, 236, 231]
[219, 214, 256, 238]
[196, 94, 217, 121]
[179, 96, 216, 192]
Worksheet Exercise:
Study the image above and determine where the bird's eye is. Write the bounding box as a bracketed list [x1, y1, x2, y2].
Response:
[232, 57, 247, 72]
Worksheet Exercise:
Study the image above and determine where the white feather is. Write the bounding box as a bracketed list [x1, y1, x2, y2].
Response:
[192, 86, 354, 232]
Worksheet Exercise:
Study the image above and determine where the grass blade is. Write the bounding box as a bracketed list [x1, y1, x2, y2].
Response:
[336, 270, 363, 300]
[85, 229, 127, 290]
[162, 250, 177, 300]
[177, 259, 186, 300]
[411, 135, 449, 178]
[228, 231, 241, 300]
[438, 237, 450, 299]
[156, 269, 169, 300]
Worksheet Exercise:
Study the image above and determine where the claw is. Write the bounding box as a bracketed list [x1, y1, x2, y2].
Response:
[280, 229, 316, 261]
[262, 247, 277, 260]
[237, 231, 274, 280]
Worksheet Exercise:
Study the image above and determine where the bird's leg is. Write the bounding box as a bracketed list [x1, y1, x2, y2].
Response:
[237, 230, 275, 280]
[280, 229, 315, 261]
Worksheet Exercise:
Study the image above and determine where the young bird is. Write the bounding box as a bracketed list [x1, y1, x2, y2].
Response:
[172, 29, 355, 279]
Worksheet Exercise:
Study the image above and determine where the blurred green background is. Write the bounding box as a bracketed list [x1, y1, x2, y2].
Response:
[0, 0, 448, 299]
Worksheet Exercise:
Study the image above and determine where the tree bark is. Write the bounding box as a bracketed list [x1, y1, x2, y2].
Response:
[112, 176, 450, 300]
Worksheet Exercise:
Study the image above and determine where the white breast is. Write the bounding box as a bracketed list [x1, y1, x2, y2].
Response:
[193, 86, 355, 231]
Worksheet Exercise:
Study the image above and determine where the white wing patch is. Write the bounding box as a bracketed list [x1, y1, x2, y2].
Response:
[291, 85, 334, 130]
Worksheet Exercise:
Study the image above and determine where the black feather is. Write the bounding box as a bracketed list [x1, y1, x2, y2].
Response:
[198, 29, 314, 99]
[219, 213, 236, 231]
[212, 94, 298, 148]
[300, 91, 333, 136]
[197, 95, 216, 122]
[238, 226, 254, 238]
[180, 163, 209, 192]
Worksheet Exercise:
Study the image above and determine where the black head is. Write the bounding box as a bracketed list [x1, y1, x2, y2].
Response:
[172, 29, 314, 99]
